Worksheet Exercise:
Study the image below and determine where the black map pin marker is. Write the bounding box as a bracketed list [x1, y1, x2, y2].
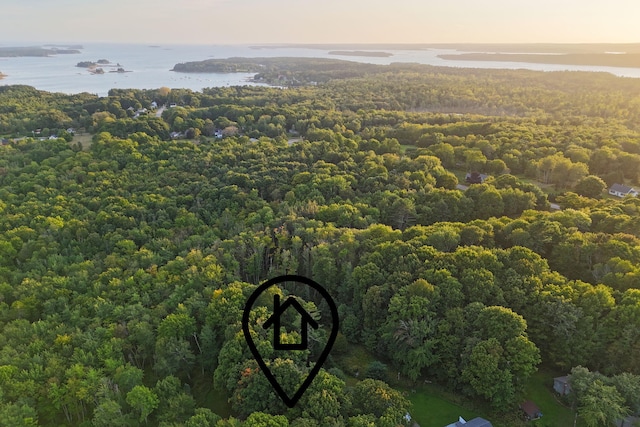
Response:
[242, 275, 339, 408]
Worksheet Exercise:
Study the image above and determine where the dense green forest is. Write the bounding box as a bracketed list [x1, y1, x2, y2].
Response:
[1, 60, 640, 427]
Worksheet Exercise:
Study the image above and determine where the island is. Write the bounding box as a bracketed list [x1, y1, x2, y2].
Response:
[77, 59, 131, 74]
[249, 43, 430, 50]
[172, 58, 266, 73]
[44, 44, 83, 49]
[0, 46, 81, 57]
[328, 50, 393, 57]
[77, 59, 115, 68]
[0, 72, 5, 80]
[171, 57, 381, 85]
[438, 52, 640, 68]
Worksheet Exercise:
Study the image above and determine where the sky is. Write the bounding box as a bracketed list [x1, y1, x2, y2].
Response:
[1, 0, 639, 45]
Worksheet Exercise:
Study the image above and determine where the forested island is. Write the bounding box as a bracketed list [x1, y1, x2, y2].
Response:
[76, 60, 113, 68]
[77, 60, 130, 74]
[1, 61, 640, 427]
[172, 57, 267, 73]
[249, 44, 426, 50]
[0, 46, 81, 57]
[171, 57, 378, 85]
[328, 51, 393, 57]
[172, 56, 367, 73]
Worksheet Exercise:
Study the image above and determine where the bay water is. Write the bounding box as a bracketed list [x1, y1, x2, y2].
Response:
[1, 43, 640, 96]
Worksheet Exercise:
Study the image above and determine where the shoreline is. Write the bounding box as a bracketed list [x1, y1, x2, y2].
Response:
[328, 50, 393, 58]
[439, 52, 640, 69]
[3, 44, 640, 96]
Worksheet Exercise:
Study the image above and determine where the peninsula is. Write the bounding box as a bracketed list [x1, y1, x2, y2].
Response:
[438, 52, 640, 68]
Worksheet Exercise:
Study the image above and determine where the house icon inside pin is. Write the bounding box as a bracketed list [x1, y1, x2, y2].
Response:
[263, 294, 319, 351]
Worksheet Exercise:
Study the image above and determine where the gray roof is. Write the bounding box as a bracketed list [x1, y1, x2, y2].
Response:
[610, 183, 635, 193]
[456, 418, 493, 427]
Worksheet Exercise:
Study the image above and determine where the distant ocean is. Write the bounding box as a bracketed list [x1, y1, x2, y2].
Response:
[1, 43, 640, 96]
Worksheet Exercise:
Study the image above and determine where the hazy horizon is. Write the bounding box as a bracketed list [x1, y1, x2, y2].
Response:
[2, 0, 639, 45]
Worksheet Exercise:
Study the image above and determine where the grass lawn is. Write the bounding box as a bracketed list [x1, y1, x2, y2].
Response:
[452, 169, 469, 184]
[71, 132, 93, 150]
[400, 369, 588, 427]
[408, 386, 479, 427]
[524, 370, 585, 427]
[517, 176, 556, 194]
[331, 343, 586, 427]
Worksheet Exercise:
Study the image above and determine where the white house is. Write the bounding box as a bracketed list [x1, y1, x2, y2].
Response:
[609, 183, 639, 198]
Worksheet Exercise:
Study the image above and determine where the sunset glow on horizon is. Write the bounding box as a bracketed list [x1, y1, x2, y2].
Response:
[1, 0, 639, 45]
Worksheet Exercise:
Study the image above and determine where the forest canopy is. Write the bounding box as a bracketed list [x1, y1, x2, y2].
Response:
[1, 61, 640, 426]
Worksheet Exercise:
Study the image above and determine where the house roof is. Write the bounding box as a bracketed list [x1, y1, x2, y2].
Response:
[520, 400, 541, 418]
[610, 183, 635, 193]
[554, 375, 569, 384]
[465, 172, 489, 179]
[458, 418, 493, 427]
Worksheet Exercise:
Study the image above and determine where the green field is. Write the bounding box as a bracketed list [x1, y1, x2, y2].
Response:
[71, 132, 93, 150]
[387, 366, 586, 427]
[524, 371, 585, 427]
[408, 387, 479, 427]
